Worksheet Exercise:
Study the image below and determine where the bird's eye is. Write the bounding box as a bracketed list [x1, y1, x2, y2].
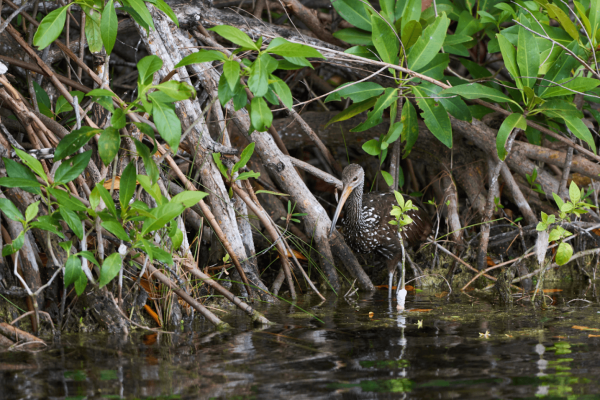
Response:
[353, 177, 358, 182]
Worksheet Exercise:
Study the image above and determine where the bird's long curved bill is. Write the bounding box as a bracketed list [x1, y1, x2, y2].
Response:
[329, 185, 353, 237]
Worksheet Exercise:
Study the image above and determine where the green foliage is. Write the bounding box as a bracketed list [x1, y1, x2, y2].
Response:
[525, 167, 545, 195]
[0, 140, 208, 293]
[212, 143, 261, 198]
[389, 191, 418, 234]
[536, 182, 596, 267]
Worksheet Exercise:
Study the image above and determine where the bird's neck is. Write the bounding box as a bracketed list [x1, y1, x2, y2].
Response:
[345, 181, 364, 227]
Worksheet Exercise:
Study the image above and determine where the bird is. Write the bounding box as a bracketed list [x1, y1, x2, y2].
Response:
[328, 164, 433, 294]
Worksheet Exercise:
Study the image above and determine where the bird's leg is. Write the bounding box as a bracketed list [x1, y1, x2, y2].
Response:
[386, 254, 402, 299]
[396, 237, 407, 311]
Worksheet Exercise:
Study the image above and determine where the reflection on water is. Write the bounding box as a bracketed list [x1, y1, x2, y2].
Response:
[1, 285, 600, 399]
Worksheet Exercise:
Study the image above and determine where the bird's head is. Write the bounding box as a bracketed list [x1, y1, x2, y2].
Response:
[329, 164, 364, 237]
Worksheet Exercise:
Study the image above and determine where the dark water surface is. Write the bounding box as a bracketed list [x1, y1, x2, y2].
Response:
[2, 286, 600, 399]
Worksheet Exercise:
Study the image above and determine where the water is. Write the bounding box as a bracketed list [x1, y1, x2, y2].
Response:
[2, 285, 600, 399]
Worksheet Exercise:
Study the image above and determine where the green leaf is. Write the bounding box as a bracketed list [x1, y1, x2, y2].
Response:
[60, 207, 83, 240]
[223, 60, 241, 91]
[120, 163, 137, 210]
[0, 198, 24, 222]
[541, 77, 600, 98]
[555, 242, 573, 266]
[3, 158, 41, 195]
[545, 3, 579, 40]
[171, 191, 209, 207]
[443, 34, 472, 46]
[236, 171, 260, 181]
[33, 6, 68, 49]
[89, 185, 100, 211]
[2, 231, 24, 257]
[333, 28, 373, 45]
[401, 20, 422, 50]
[398, 0, 422, 26]
[74, 269, 87, 295]
[418, 82, 471, 122]
[98, 127, 121, 166]
[86, 88, 116, 98]
[362, 139, 381, 156]
[408, 13, 450, 71]
[59, 241, 73, 254]
[137, 55, 163, 86]
[412, 86, 452, 148]
[124, 0, 154, 30]
[552, 192, 564, 209]
[574, 1, 591, 37]
[101, 0, 118, 54]
[351, 88, 398, 132]
[383, 121, 402, 144]
[249, 96, 273, 132]
[496, 113, 527, 160]
[84, 10, 102, 53]
[517, 20, 539, 89]
[549, 227, 565, 242]
[248, 55, 269, 97]
[212, 153, 229, 178]
[148, 94, 182, 153]
[99, 253, 122, 288]
[55, 127, 101, 161]
[153, 0, 179, 26]
[174, 50, 226, 68]
[379, 0, 394, 22]
[64, 255, 82, 288]
[589, 0, 600, 45]
[477, 10, 496, 24]
[345, 45, 380, 60]
[569, 180, 581, 203]
[270, 77, 293, 109]
[332, 0, 372, 31]
[101, 221, 130, 241]
[440, 83, 521, 110]
[0, 177, 41, 189]
[401, 100, 419, 157]
[54, 150, 92, 184]
[266, 37, 325, 58]
[111, 108, 126, 130]
[25, 201, 39, 223]
[170, 226, 184, 250]
[48, 188, 87, 211]
[536, 99, 583, 119]
[371, 14, 399, 64]
[381, 170, 393, 186]
[218, 73, 236, 106]
[325, 82, 384, 103]
[153, 80, 196, 101]
[209, 25, 258, 50]
[495, 3, 516, 18]
[32, 81, 51, 116]
[233, 143, 255, 173]
[497, 34, 521, 89]
[14, 148, 47, 183]
[55, 96, 73, 114]
[136, 175, 163, 204]
[324, 98, 377, 127]
[563, 114, 597, 154]
[96, 184, 119, 219]
[142, 202, 186, 234]
[76, 250, 100, 267]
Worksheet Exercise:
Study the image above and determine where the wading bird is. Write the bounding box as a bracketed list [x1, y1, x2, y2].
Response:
[329, 164, 433, 294]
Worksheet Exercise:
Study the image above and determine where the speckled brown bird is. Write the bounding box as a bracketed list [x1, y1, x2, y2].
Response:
[329, 164, 433, 290]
